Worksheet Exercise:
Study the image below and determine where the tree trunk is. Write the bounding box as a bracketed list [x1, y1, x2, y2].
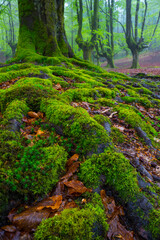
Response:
[106, 56, 115, 68]
[83, 46, 92, 61]
[16, 0, 74, 61]
[131, 48, 140, 68]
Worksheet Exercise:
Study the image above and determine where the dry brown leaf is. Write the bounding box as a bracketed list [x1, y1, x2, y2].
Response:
[54, 84, 62, 90]
[64, 180, 88, 196]
[66, 154, 79, 167]
[36, 195, 62, 211]
[27, 111, 39, 118]
[36, 129, 44, 136]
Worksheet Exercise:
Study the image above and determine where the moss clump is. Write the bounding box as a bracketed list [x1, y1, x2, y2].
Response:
[35, 193, 108, 240]
[0, 130, 22, 216]
[0, 129, 21, 163]
[93, 114, 111, 125]
[148, 209, 160, 239]
[79, 149, 139, 201]
[3, 99, 29, 123]
[97, 98, 116, 107]
[62, 87, 114, 104]
[0, 79, 57, 111]
[111, 127, 125, 144]
[40, 99, 111, 154]
[3, 142, 67, 196]
[115, 105, 157, 135]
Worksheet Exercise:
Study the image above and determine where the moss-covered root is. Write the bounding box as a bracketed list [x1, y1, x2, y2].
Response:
[78, 150, 160, 239]
[79, 149, 139, 201]
[34, 193, 108, 240]
[40, 99, 111, 155]
[2, 99, 29, 131]
[0, 77, 57, 112]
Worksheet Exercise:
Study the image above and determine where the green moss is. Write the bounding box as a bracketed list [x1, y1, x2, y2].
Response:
[148, 209, 160, 239]
[79, 149, 139, 201]
[62, 87, 114, 104]
[116, 106, 143, 128]
[0, 79, 57, 111]
[93, 114, 111, 125]
[0, 129, 21, 163]
[110, 127, 125, 144]
[0, 65, 42, 83]
[40, 99, 111, 154]
[97, 98, 116, 107]
[137, 87, 153, 95]
[127, 89, 140, 98]
[3, 99, 29, 123]
[35, 193, 108, 240]
[4, 142, 67, 196]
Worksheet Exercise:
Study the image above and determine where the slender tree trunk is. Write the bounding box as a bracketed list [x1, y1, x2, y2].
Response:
[16, 0, 74, 61]
[131, 48, 140, 68]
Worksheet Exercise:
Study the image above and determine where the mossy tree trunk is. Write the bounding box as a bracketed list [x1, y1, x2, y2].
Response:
[76, 0, 99, 62]
[130, 47, 140, 69]
[95, 0, 115, 68]
[126, 0, 149, 69]
[16, 0, 74, 61]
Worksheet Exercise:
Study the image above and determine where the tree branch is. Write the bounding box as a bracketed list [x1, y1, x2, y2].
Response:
[99, 6, 126, 35]
[141, 0, 148, 39]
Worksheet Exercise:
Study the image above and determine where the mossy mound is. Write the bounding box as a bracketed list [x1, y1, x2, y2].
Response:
[79, 149, 139, 201]
[1, 140, 67, 197]
[40, 99, 111, 155]
[0, 78, 57, 111]
[35, 193, 108, 240]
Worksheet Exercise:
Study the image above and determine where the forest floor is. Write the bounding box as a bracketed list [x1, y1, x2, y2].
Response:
[102, 51, 160, 76]
[0, 60, 160, 240]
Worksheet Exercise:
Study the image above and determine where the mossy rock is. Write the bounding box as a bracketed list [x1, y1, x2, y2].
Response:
[35, 193, 108, 240]
[40, 99, 111, 155]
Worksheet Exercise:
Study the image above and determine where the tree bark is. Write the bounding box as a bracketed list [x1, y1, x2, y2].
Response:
[16, 0, 74, 61]
[131, 48, 140, 68]
[83, 46, 92, 61]
[76, 0, 99, 62]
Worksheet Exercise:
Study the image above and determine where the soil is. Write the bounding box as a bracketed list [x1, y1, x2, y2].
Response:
[102, 51, 160, 76]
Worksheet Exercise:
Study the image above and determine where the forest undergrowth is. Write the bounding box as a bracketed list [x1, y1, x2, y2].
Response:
[0, 59, 160, 240]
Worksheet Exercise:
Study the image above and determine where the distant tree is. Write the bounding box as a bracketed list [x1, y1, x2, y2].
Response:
[76, 0, 99, 61]
[5, 0, 17, 56]
[95, 0, 115, 68]
[126, 0, 160, 68]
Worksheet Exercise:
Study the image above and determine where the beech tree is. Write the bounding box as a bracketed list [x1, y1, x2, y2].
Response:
[96, 0, 115, 68]
[126, 0, 160, 68]
[15, 0, 74, 62]
[76, 0, 99, 61]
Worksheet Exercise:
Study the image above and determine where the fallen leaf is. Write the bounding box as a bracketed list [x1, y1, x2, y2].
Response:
[36, 129, 44, 136]
[64, 180, 88, 196]
[54, 84, 62, 90]
[61, 162, 80, 181]
[27, 111, 39, 118]
[36, 195, 62, 211]
[66, 154, 79, 168]
[1, 225, 17, 233]
[100, 190, 133, 240]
